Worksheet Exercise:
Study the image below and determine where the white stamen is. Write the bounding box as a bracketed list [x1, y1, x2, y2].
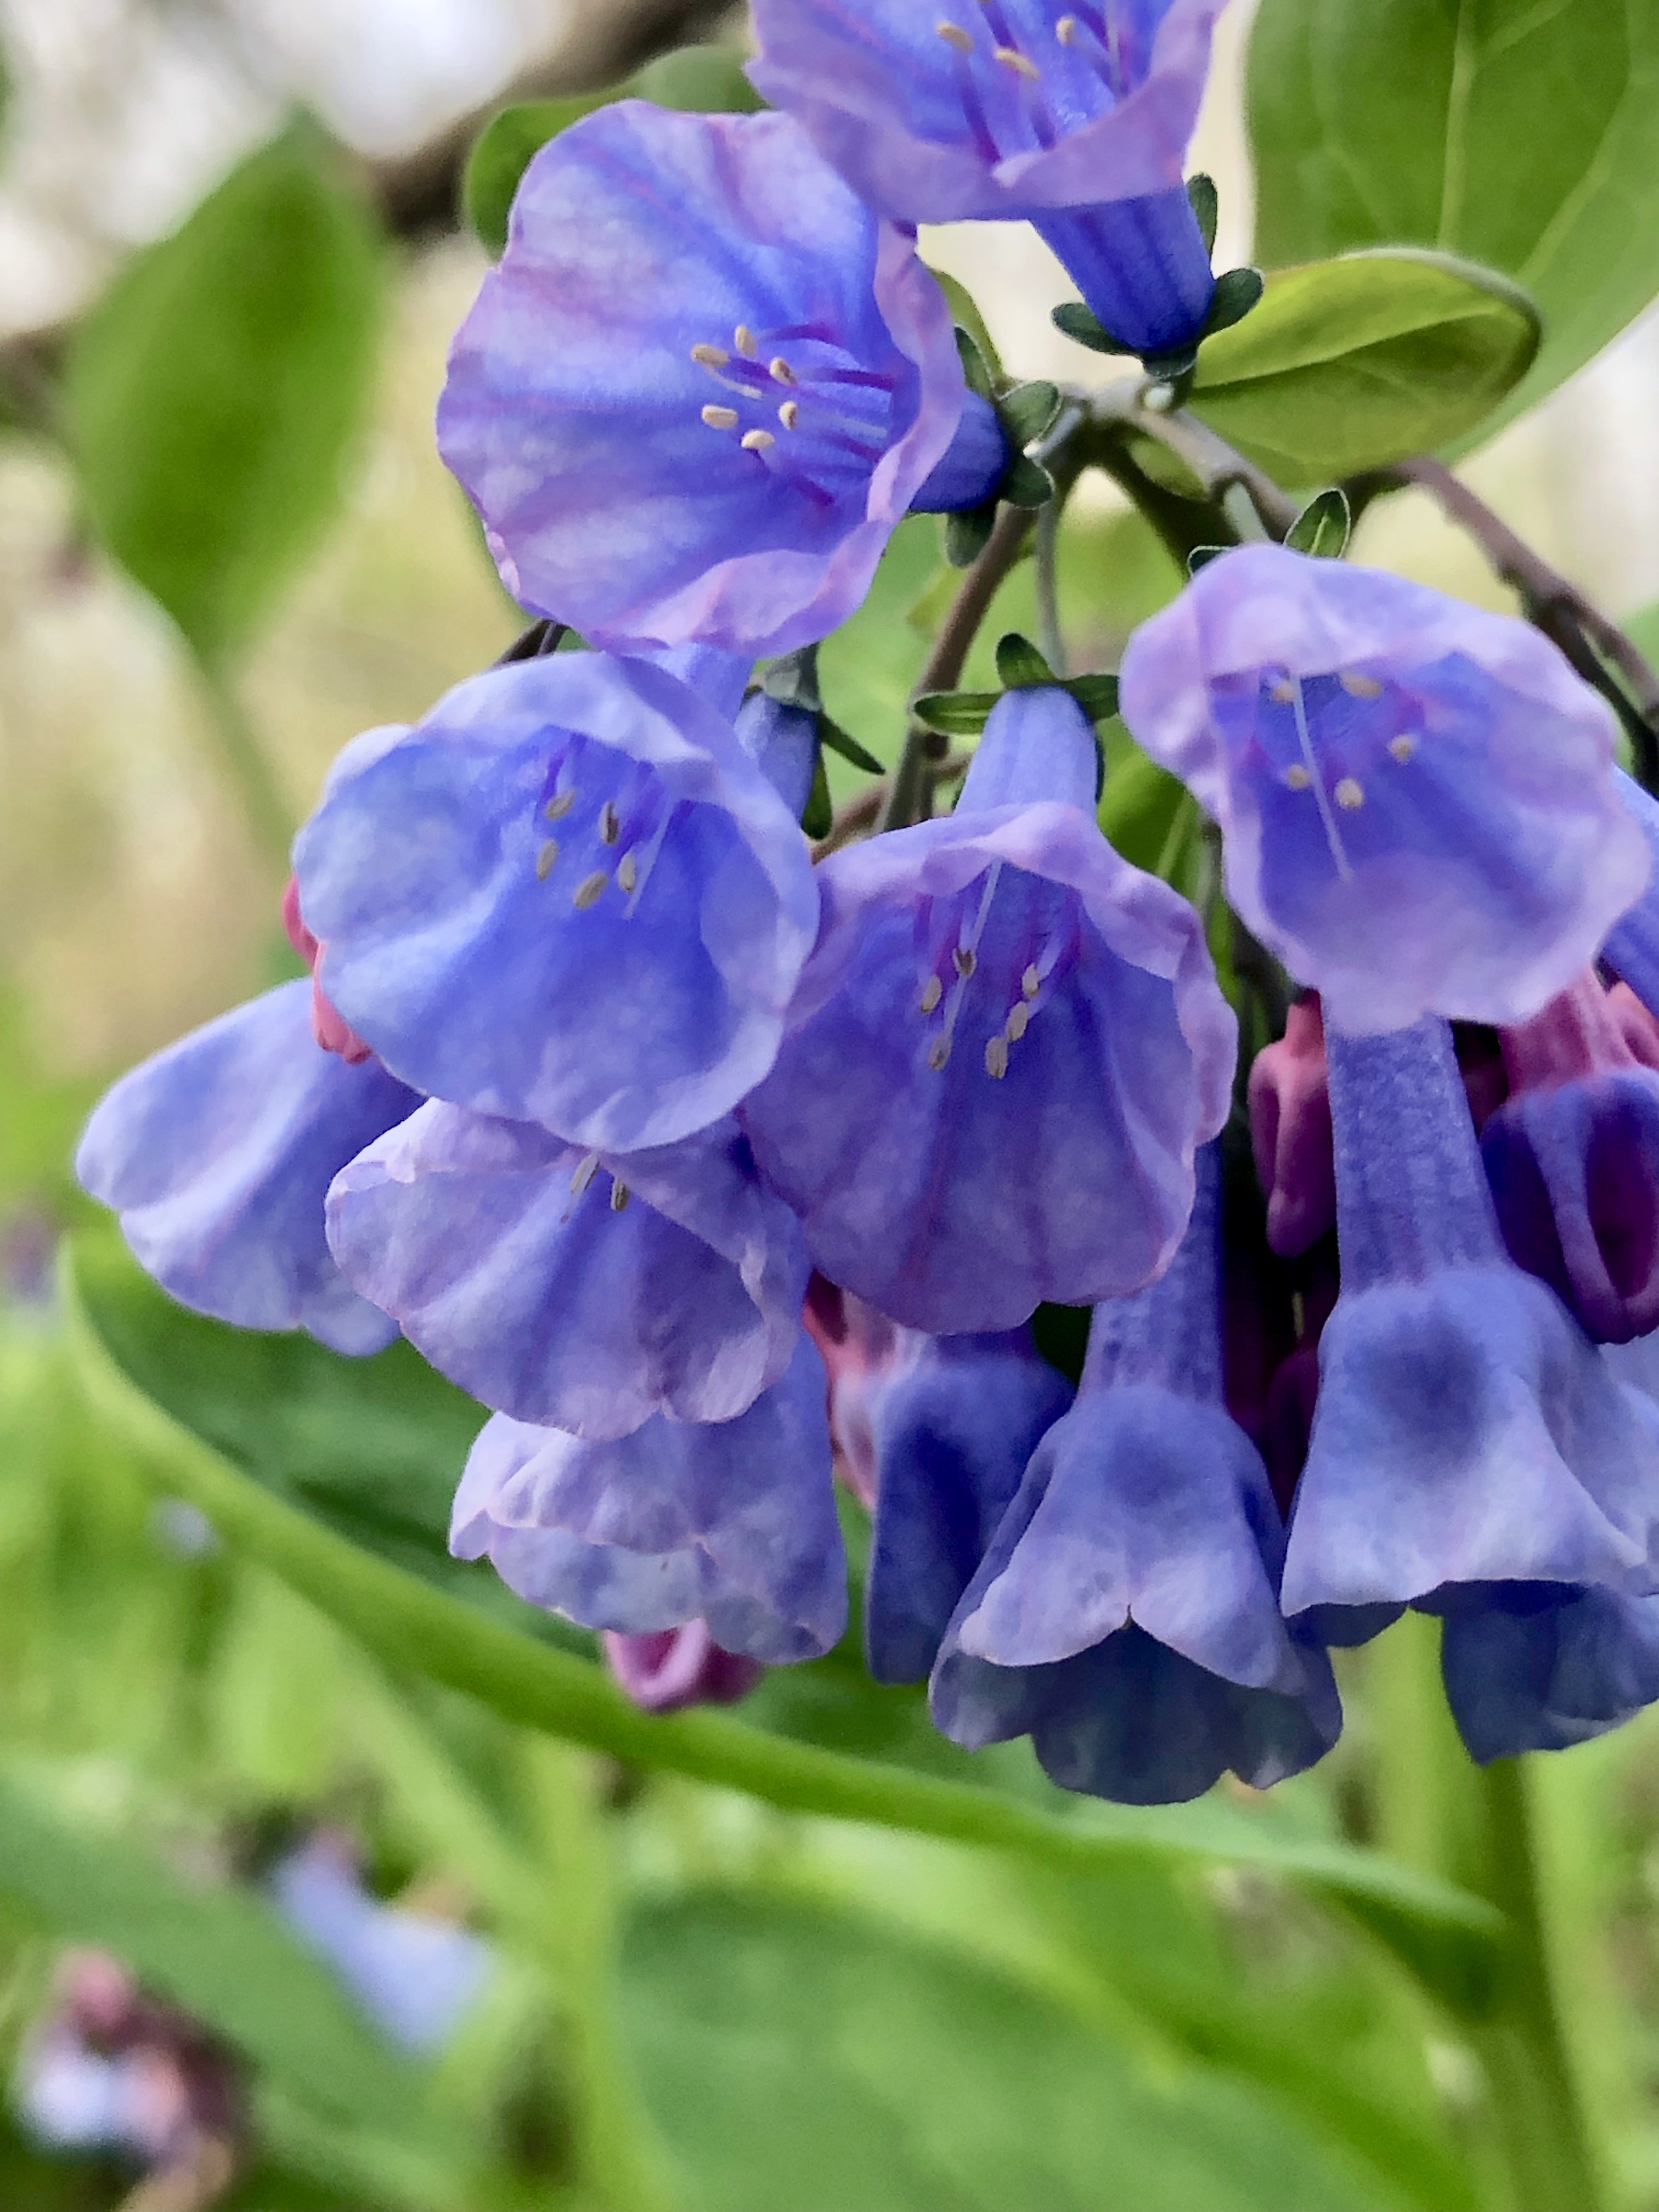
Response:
[571, 1152, 601, 1197]
[733, 324, 758, 357]
[1022, 964, 1040, 1000]
[1056, 14, 1077, 41]
[536, 839, 558, 879]
[935, 19, 974, 49]
[985, 1035, 1009, 1079]
[769, 357, 797, 386]
[919, 975, 943, 1014]
[1006, 1001, 1029, 1042]
[1339, 670, 1384, 699]
[778, 400, 801, 430]
[952, 945, 977, 978]
[1284, 765, 1311, 790]
[1269, 678, 1297, 706]
[545, 791, 575, 821]
[573, 870, 608, 908]
[610, 1178, 630, 1212]
[742, 428, 776, 452]
[1335, 776, 1365, 810]
[995, 43, 1040, 76]
[691, 343, 729, 368]
[928, 1035, 952, 1071]
[702, 404, 739, 430]
[1389, 735, 1417, 764]
[617, 850, 638, 894]
[599, 799, 620, 844]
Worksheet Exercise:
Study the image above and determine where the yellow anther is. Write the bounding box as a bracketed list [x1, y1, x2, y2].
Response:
[742, 428, 776, 451]
[919, 975, 943, 1014]
[734, 324, 758, 357]
[544, 791, 575, 821]
[571, 1152, 601, 1197]
[690, 342, 730, 368]
[985, 1035, 1009, 1080]
[928, 1035, 953, 1071]
[1006, 1001, 1029, 1043]
[617, 850, 638, 894]
[536, 838, 558, 879]
[995, 43, 1040, 75]
[1022, 964, 1041, 1000]
[1335, 776, 1365, 810]
[952, 945, 977, 978]
[769, 356, 797, 386]
[1284, 764, 1312, 790]
[610, 1178, 630, 1213]
[935, 19, 974, 49]
[702, 404, 739, 430]
[778, 400, 801, 430]
[1269, 678, 1297, 706]
[599, 799, 620, 844]
[1340, 670, 1384, 698]
[574, 870, 609, 908]
[1388, 735, 1417, 764]
[1056, 13, 1077, 41]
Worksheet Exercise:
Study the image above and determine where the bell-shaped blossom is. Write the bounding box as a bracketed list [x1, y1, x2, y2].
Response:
[1119, 545, 1649, 1034]
[327, 1103, 808, 1438]
[865, 1328, 1073, 1683]
[742, 684, 1236, 1330]
[1248, 992, 1335, 1257]
[1439, 1581, 1659, 1764]
[438, 103, 1000, 660]
[450, 1336, 845, 1662]
[601, 1627, 765, 1713]
[1602, 767, 1659, 1015]
[292, 651, 818, 1153]
[76, 981, 417, 1355]
[932, 1147, 1341, 1802]
[1281, 1019, 1659, 1644]
[749, 0, 1222, 358]
[1482, 972, 1659, 1343]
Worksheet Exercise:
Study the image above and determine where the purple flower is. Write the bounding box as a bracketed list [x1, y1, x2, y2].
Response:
[1439, 1582, 1659, 1764]
[749, 0, 1222, 358]
[76, 981, 417, 1356]
[1601, 766, 1659, 1017]
[1482, 972, 1659, 1344]
[1247, 991, 1335, 1259]
[438, 103, 999, 660]
[865, 1328, 1073, 1683]
[601, 1627, 765, 1713]
[326, 1102, 808, 1439]
[1119, 545, 1650, 1034]
[931, 1147, 1340, 1803]
[450, 1336, 845, 1662]
[1280, 1019, 1659, 1643]
[292, 651, 818, 1153]
[741, 684, 1236, 1330]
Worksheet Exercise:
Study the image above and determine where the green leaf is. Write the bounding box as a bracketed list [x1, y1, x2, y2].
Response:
[912, 690, 1000, 737]
[1050, 300, 1130, 355]
[999, 380, 1062, 449]
[463, 49, 763, 255]
[1000, 453, 1055, 508]
[1187, 172, 1220, 258]
[926, 269, 1003, 382]
[945, 503, 997, 567]
[802, 747, 833, 839]
[1203, 266, 1265, 337]
[1185, 249, 1540, 486]
[64, 125, 384, 672]
[622, 1894, 1395, 2212]
[63, 1232, 1508, 2021]
[0, 1762, 427, 2134]
[954, 324, 997, 404]
[1249, 0, 1659, 432]
[1063, 672, 1121, 724]
[1286, 487, 1352, 558]
[817, 715, 886, 776]
[996, 633, 1054, 689]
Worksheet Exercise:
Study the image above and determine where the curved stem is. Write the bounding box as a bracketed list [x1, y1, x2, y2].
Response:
[196, 669, 295, 873]
[1090, 377, 1301, 538]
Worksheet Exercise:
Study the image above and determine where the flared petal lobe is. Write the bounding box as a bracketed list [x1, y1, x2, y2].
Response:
[450, 1337, 845, 1663]
[601, 1626, 764, 1712]
[327, 1104, 809, 1438]
[292, 652, 818, 1152]
[76, 981, 416, 1355]
[438, 104, 986, 658]
[1440, 1582, 1659, 1763]
[1119, 545, 1648, 1034]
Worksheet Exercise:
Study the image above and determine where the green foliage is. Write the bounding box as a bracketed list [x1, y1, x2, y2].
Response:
[1185, 250, 1540, 486]
[1248, 0, 1659, 429]
[64, 123, 385, 672]
[1286, 488, 1354, 558]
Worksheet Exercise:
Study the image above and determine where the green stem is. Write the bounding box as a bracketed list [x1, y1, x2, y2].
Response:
[197, 665, 295, 872]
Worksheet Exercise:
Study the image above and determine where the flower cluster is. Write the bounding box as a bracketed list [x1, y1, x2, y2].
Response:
[76, 4, 1659, 1795]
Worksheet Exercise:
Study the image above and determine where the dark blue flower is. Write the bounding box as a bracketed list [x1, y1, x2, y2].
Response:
[327, 1102, 808, 1439]
[450, 1336, 845, 1662]
[1119, 545, 1650, 1033]
[76, 981, 417, 1355]
[931, 1147, 1340, 1802]
[1280, 1019, 1659, 1643]
[292, 651, 818, 1153]
[749, 0, 1222, 357]
[741, 684, 1235, 1329]
[438, 103, 998, 659]
[865, 1328, 1073, 1683]
[1439, 1581, 1659, 1763]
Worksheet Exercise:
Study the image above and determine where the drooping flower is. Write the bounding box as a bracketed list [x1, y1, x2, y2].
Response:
[749, 0, 1223, 358]
[1481, 972, 1659, 1344]
[76, 981, 417, 1355]
[438, 103, 1002, 660]
[450, 1336, 845, 1663]
[326, 1102, 808, 1439]
[865, 1327, 1073, 1684]
[1247, 991, 1335, 1257]
[601, 1627, 765, 1713]
[741, 682, 1237, 1330]
[1600, 766, 1659, 1018]
[931, 1146, 1340, 1803]
[291, 651, 819, 1153]
[1118, 545, 1650, 1035]
[1280, 1019, 1659, 1644]
[1438, 1582, 1659, 1764]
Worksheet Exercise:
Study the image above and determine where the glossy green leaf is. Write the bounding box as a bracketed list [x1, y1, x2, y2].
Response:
[622, 1894, 1392, 2212]
[996, 632, 1053, 689]
[1249, 0, 1659, 430]
[64, 125, 384, 670]
[913, 690, 1000, 736]
[1286, 488, 1353, 559]
[1000, 380, 1061, 448]
[0, 1762, 426, 2133]
[1186, 250, 1539, 485]
[64, 1232, 1507, 2019]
